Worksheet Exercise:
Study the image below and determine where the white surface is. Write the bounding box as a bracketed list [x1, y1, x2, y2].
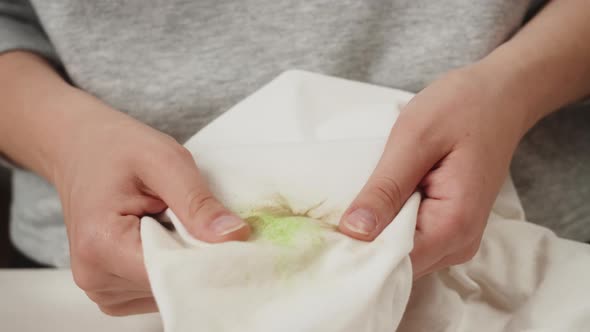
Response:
[0, 269, 162, 331]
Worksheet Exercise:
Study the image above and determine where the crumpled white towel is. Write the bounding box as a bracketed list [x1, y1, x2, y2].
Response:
[141, 70, 590, 332]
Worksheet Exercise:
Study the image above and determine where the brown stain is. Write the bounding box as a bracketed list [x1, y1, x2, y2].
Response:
[241, 192, 339, 231]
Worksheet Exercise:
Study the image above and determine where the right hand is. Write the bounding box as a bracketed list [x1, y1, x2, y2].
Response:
[51, 90, 250, 315]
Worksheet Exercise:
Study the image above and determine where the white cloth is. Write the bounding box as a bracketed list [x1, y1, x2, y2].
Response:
[141, 71, 590, 332]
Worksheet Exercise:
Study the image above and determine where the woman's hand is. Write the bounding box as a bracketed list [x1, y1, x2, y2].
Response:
[0, 51, 250, 316]
[0, 52, 251, 316]
[51, 91, 250, 315]
[338, 67, 535, 278]
[338, 0, 590, 279]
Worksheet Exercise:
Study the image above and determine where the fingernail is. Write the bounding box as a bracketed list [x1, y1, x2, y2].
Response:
[210, 215, 246, 236]
[343, 209, 377, 235]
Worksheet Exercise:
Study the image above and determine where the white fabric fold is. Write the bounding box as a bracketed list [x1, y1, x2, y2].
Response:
[141, 70, 590, 332]
[142, 139, 421, 332]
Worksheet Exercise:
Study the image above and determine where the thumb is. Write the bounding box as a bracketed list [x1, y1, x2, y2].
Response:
[338, 119, 446, 241]
[139, 145, 250, 243]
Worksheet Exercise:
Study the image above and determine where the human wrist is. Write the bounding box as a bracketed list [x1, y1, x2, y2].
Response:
[457, 59, 545, 138]
[0, 52, 85, 182]
[42, 87, 123, 187]
[20, 84, 88, 185]
[469, 46, 565, 132]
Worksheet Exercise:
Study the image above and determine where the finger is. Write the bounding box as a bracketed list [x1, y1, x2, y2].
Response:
[116, 194, 168, 216]
[98, 214, 152, 290]
[339, 111, 450, 240]
[74, 270, 146, 293]
[413, 239, 480, 280]
[99, 297, 158, 316]
[87, 289, 152, 307]
[413, 252, 448, 280]
[70, 214, 150, 294]
[411, 196, 465, 274]
[73, 214, 153, 311]
[137, 144, 250, 242]
[410, 197, 477, 277]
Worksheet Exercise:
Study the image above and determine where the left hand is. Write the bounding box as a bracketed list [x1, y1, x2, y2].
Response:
[338, 66, 535, 278]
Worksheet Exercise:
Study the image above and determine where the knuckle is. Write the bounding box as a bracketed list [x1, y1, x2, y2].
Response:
[139, 135, 193, 167]
[464, 243, 479, 260]
[450, 242, 480, 265]
[72, 227, 101, 265]
[70, 222, 111, 291]
[159, 132, 181, 146]
[86, 291, 110, 306]
[98, 304, 124, 317]
[88, 290, 129, 309]
[369, 176, 403, 213]
[149, 142, 196, 174]
[167, 141, 194, 163]
[187, 189, 217, 220]
[444, 255, 464, 267]
[447, 210, 473, 242]
[72, 266, 101, 291]
[465, 239, 482, 260]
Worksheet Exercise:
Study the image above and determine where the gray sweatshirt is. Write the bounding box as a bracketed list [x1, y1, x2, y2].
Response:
[1, 0, 588, 267]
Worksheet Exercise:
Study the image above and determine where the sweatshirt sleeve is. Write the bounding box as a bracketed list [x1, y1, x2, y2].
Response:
[0, 0, 60, 169]
[0, 0, 57, 60]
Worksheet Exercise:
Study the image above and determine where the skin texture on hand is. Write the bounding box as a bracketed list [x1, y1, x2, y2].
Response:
[339, 0, 590, 278]
[0, 52, 250, 315]
[57, 98, 253, 315]
[339, 68, 529, 278]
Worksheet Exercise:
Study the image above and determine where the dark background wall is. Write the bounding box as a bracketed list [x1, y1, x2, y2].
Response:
[0, 168, 12, 267]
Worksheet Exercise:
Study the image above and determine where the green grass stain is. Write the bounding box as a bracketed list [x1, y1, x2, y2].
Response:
[245, 212, 322, 247]
[239, 203, 336, 278]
